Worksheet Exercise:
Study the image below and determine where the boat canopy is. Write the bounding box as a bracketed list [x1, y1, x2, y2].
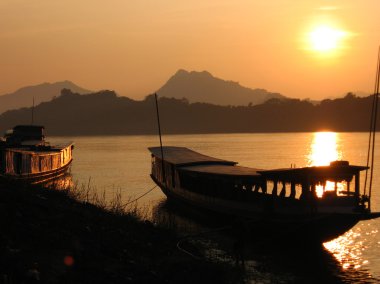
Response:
[258, 161, 368, 184]
[148, 146, 236, 167]
[180, 164, 262, 178]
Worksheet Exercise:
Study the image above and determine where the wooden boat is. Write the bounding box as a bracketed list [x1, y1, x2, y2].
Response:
[149, 146, 380, 243]
[0, 125, 73, 185]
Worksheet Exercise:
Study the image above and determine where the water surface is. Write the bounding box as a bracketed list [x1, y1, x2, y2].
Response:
[51, 132, 380, 282]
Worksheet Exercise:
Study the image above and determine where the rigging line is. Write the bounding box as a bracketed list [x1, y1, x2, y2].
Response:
[31, 97, 35, 125]
[369, 46, 380, 207]
[154, 93, 166, 185]
[369, 47, 380, 194]
[119, 185, 157, 208]
[364, 48, 380, 195]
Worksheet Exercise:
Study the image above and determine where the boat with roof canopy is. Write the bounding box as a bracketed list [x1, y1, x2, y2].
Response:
[149, 146, 380, 243]
[149, 50, 380, 243]
[0, 125, 73, 185]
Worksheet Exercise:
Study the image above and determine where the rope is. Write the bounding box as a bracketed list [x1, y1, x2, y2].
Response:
[120, 185, 157, 208]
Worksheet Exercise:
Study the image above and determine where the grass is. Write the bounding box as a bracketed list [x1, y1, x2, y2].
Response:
[0, 178, 241, 284]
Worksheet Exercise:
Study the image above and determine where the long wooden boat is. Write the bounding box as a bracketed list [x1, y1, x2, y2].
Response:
[149, 146, 380, 243]
[0, 125, 73, 185]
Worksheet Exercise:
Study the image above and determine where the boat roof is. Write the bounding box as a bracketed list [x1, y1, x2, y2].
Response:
[180, 164, 262, 178]
[148, 146, 236, 167]
[6, 142, 74, 155]
[13, 125, 44, 130]
[259, 161, 368, 183]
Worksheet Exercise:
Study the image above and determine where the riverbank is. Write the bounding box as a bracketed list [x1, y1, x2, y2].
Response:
[0, 183, 239, 283]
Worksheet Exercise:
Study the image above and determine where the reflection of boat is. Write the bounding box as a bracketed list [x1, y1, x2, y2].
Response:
[43, 172, 74, 190]
[149, 146, 380, 243]
[0, 125, 74, 185]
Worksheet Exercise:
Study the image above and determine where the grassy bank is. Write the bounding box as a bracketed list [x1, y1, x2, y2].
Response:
[0, 182, 239, 283]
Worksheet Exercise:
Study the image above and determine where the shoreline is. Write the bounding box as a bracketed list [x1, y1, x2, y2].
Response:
[0, 183, 238, 283]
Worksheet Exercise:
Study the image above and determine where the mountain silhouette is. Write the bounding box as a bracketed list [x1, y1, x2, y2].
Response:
[156, 69, 285, 106]
[0, 89, 375, 136]
[0, 81, 91, 114]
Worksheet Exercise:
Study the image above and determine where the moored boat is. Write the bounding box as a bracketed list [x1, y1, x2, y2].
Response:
[0, 125, 73, 185]
[149, 146, 380, 243]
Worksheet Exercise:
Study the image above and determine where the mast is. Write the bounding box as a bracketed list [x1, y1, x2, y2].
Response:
[31, 97, 35, 125]
[368, 47, 380, 210]
[365, 46, 380, 211]
[154, 93, 166, 184]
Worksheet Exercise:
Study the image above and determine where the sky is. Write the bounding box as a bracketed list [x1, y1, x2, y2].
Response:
[1, 0, 379, 100]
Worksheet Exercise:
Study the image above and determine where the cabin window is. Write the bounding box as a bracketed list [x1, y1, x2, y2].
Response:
[314, 180, 351, 198]
[336, 181, 350, 196]
[178, 172, 215, 195]
[178, 171, 264, 201]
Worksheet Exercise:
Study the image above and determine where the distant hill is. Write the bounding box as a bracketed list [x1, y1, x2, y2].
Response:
[0, 81, 91, 114]
[156, 69, 286, 106]
[0, 90, 375, 136]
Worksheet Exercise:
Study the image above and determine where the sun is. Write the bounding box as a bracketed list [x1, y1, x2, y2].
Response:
[309, 26, 347, 52]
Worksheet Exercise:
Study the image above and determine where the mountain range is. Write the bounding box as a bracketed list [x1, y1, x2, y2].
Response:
[0, 90, 375, 135]
[0, 70, 284, 115]
[0, 81, 91, 114]
[157, 69, 285, 106]
[0, 71, 373, 136]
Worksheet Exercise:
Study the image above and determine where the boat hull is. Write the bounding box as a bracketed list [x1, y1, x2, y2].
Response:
[152, 175, 374, 243]
[0, 160, 72, 185]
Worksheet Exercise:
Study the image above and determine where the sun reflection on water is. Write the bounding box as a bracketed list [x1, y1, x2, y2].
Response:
[307, 132, 372, 278]
[308, 132, 342, 166]
[308, 132, 343, 197]
[324, 230, 364, 269]
[323, 225, 377, 277]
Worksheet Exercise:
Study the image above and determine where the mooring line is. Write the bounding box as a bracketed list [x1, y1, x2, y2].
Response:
[120, 185, 157, 208]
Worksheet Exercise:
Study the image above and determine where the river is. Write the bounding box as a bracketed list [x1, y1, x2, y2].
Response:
[50, 132, 380, 283]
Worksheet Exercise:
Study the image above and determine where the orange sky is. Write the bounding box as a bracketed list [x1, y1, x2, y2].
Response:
[1, 1, 379, 100]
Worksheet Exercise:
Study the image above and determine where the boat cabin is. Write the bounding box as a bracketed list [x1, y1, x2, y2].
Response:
[258, 161, 369, 211]
[4, 125, 45, 146]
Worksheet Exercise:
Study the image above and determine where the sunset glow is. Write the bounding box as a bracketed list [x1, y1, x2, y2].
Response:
[309, 26, 347, 52]
[0, 2, 379, 100]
